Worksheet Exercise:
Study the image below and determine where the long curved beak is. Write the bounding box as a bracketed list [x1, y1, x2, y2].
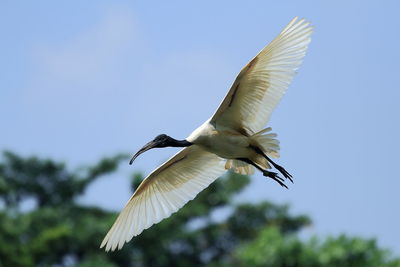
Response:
[129, 140, 158, 165]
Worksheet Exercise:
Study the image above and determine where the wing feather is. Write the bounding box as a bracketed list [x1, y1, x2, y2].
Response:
[100, 145, 226, 251]
[211, 17, 313, 134]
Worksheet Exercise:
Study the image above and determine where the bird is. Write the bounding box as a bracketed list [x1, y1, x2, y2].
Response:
[101, 17, 313, 251]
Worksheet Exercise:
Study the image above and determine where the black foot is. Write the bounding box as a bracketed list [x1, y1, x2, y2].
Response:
[274, 164, 293, 183]
[263, 171, 288, 189]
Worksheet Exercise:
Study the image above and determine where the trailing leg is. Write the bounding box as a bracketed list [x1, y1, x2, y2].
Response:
[251, 146, 293, 183]
[237, 158, 288, 189]
[265, 155, 293, 183]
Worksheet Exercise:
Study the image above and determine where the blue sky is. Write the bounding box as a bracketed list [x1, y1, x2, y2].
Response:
[1, 0, 400, 253]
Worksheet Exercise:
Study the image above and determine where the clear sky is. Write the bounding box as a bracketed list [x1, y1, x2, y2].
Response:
[1, 0, 400, 253]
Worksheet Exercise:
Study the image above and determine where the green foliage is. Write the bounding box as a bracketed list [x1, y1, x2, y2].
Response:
[235, 227, 400, 267]
[0, 151, 398, 267]
[0, 151, 127, 208]
[0, 151, 127, 267]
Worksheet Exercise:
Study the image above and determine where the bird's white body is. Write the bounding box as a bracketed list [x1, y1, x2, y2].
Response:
[187, 119, 250, 159]
[101, 17, 313, 251]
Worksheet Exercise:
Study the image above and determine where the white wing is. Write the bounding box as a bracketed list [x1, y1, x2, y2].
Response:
[211, 17, 313, 135]
[100, 145, 226, 251]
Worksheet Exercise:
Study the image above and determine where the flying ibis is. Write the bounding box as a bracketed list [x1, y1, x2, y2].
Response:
[101, 17, 313, 251]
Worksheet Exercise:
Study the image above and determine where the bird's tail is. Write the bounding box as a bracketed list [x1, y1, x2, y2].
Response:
[224, 127, 280, 175]
[251, 127, 280, 158]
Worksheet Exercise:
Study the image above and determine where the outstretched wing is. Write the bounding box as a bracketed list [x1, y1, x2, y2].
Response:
[100, 145, 226, 251]
[211, 17, 313, 135]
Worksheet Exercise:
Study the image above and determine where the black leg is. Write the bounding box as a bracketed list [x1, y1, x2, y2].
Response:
[237, 158, 288, 189]
[264, 171, 288, 189]
[265, 155, 293, 183]
[250, 146, 293, 183]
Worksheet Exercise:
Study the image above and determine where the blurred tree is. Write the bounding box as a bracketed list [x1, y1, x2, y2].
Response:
[0, 151, 398, 267]
[0, 151, 127, 208]
[0, 151, 128, 266]
[234, 227, 400, 267]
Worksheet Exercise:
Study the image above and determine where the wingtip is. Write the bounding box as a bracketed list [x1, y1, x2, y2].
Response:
[100, 239, 108, 251]
[100, 235, 116, 252]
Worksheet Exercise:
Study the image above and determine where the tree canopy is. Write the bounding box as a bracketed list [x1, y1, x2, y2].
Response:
[0, 151, 398, 267]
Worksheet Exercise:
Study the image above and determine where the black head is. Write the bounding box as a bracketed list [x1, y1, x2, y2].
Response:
[151, 134, 173, 148]
[129, 134, 191, 165]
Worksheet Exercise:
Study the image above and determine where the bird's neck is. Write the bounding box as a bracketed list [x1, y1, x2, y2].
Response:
[168, 138, 193, 147]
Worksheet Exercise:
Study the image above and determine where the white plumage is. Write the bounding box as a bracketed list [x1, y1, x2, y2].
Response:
[210, 17, 312, 135]
[101, 17, 313, 251]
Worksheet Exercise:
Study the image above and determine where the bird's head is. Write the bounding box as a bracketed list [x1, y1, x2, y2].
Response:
[151, 134, 175, 147]
[129, 134, 191, 165]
